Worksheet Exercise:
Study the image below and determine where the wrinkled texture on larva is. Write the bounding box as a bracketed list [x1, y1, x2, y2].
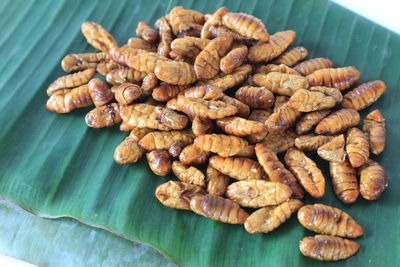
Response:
[244, 199, 303, 234]
[284, 149, 325, 198]
[255, 64, 300, 75]
[88, 78, 114, 107]
[106, 67, 147, 85]
[107, 46, 147, 67]
[172, 161, 206, 187]
[113, 83, 142, 105]
[209, 156, 266, 181]
[236, 145, 256, 158]
[359, 160, 388, 201]
[299, 235, 360, 261]
[265, 103, 302, 132]
[201, 7, 228, 38]
[273, 46, 308, 67]
[306, 67, 360, 90]
[309, 86, 343, 103]
[96, 61, 121, 76]
[315, 109, 360, 135]
[248, 30, 296, 63]
[248, 109, 272, 123]
[127, 51, 169, 73]
[126, 37, 157, 52]
[288, 89, 337, 112]
[234, 86, 275, 109]
[220, 95, 250, 118]
[139, 131, 194, 151]
[155, 181, 205, 210]
[206, 166, 230, 196]
[200, 64, 252, 90]
[294, 57, 334, 76]
[192, 117, 214, 136]
[260, 129, 297, 154]
[155, 17, 173, 57]
[208, 25, 253, 44]
[295, 135, 335, 151]
[227, 180, 292, 208]
[317, 134, 346, 163]
[141, 73, 159, 94]
[46, 85, 93, 113]
[363, 109, 386, 155]
[176, 97, 238, 120]
[253, 72, 309, 96]
[168, 140, 186, 157]
[346, 128, 370, 168]
[166, 6, 204, 36]
[222, 12, 269, 41]
[179, 144, 210, 165]
[297, 204, 363, 237]
[330, 159, 359, 204]
[152, 83, 187, 102]
[85, 103, 121, 128]
[171, 37, 210, 59]
[342, 80, 387, 111]
[120, 104, 188, 131]
[81, 21, 118, 52]
[47, 68, 95, 96]
[146, 150, 172, 176]
[190, 194, 249, 224]
[155, 60, 197, 85]
[61, 52, 108, 72]
[220, 44, 248, 74]
[273, 95, 289, 112]
[136, 21, 159, 43]
[216, 116, 266, 136]
[296, 110, 331, 134]
[255, 144, 304, 199]
[113, 127, 151, 165]
[183, 85, 223, 100]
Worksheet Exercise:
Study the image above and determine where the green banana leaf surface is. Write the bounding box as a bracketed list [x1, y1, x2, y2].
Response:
[0, 0, 399, 266]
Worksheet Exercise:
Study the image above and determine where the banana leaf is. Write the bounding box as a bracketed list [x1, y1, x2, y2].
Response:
[0, 0, 399, 266]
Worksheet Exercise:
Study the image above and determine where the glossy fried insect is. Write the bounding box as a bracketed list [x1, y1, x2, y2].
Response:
[342, 80, 387, 110]
[296, 110, 331, 134]
[47, 68, 95, 96]
[192, 117, 214, 135]
[255, 144, 304, 199]
[114, 127, 151, 165]
[330, 159, 359, 204]
[220, 94, 250, 118]
[297, 204, 363, 237]
[201, 64, 252, 91]
[152, 83, 187, 102]
[81, 21, 118, 52]
[265, 103, 302, 132]
[247, 30, 296, 63]
[88, 78, 114, 107]
[306, 67, 360, 90]
[61, 52, 107, 72]
[126, 37, 157, 52]
[363, 109, 386, 155]
[222, 12, 269, 42]
[183, 85, 223, 100]
[155, 17, 173, 57]
[285, 148, 325, 198]
[176, 97, 238, 120]
[112, 83, 142, 105]
[194, 134, 249, 157]
[236, 145, 256, 158]
[85, 103, 121, 128]
[127, 51, 168, 73]
[155, 181, 205, 210]
[244, 199, 303, 234]
[168, 140, 186, 157]
[273, 46, 308, 67]
[317, 134, 346, 163]
[107, 46, 147, 67]
[138, 131, 194, 151]
[106, 67, 147, 85]
[220, 44, 248, 74]
[273, 95, 289, 112]
[136, 21, 159, 43]
[141, 73, 159, 94]
[260, 129, 297, 154]
[294, 135, 335, 151]
[299, 235, 360, 261]
[227, 180, 292, 208]
[315, 109, 360, 135]
[359, 160, 388, 201]
[206, 166, 230, 196]
[200, 7, 227, 39]
[96, 61, 121, 76]
[288, 89, 336, 112]
[309, 86, 343, 103]
[46, 85, 93, 113]
[209, 156, 266, 181]
[146, 150, 172, 176]
[166, 6, 204, 36]
[346, 128, 370, 168]
[294, 57, 334, 76]
[155, 60, 197, 85]
[255, 64, 300, 75]
[247, 109, 272, 123]
[179, 144, 210, 165]
[234, 86, 274, 109]
[170, 37, 210, 59]
[253, 72, 309, 96]
[216, 116, 266, 136]
[172, 161, 206, 187]
[208, 25, 252, 43]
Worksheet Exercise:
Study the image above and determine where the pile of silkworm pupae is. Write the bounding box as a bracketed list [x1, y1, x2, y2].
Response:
[45, 6, 388, 262]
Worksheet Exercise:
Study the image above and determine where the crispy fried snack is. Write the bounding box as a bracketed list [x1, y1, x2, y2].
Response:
[265, 103, 302, 132]
[85, 103, 121, 128]
[342, 80, 386, 110]
[227, 180, 292, 208]
[216, 116, 266, 136]
[296, 110, 331, 134]
[113, 127, 151, 164]
[170, 37, 210, 59]
[330, 159, 359, 204]
[234, 86, 274, 109]
[255, 64, 300, 75]
[288, 89, 337, 112]
[255, 144, 304, 199]
[208, 25, 252, 43]
[136, 21, 159, 43]
[346, 128, 370, 168]
[200, 64, 252, 90]
[248, 109, 272, 122]
[168, 140, 186, 157]
[107, 46, 147, 67]
[273, 46, 308, 67]
[284, 148, 325, 198]
[172, 161, 206, 187]
[220, 44, 248, 74]
[294, 135, 335, 150]
[206, 166, 230, 196]
[152, 83, 187, 102]
[236, 145, 256, 158]
[146, 150, 172, 176]
[105, 67, 147, 85]
[222, 12, 269, 42]
[127, 51, 168, 72]
[253, 72, 309, 96]
[260, 129, 298, 154]
[359, 160, 388, 200]
[155, 181, 205, 210]
[220, 94, 250, 118]
[155, 60, 197, 85]
[62, 52, 107, 72]
[363, 109, 386, 155]
[113, 83, 142, 104]
[88, 78, 113, 106]
[317, 134, 346, 163]
[184, 85, 223, 100]
[194, 134, 249, 157]
[166, 6, 204, 36]
[176, 97, 238, 120]
[46, 85, 93, 113]
[126, 37, 157, 52]
[141, 73, 159, 94]
[179, 144, 210, 165]
[294, 57, 334, 76]
[209, 156, 266, 181]
[155, 17, 173, 57]
[244, 199, 303, 234]
[297, 204, 363, 237]
[299, 235, 360, 261]
[247, 30, 296, 63]
[309, 86, 343, 103]
[192, 117, 214, 135]
[47, 68, 95, 96]
[315, 109, 360, 135]
[96, 61, 121, 76]
[200, 7, 227, 39]
[190, 194, 249, 224]
[81, 21, 118, 52]
[306, 67, 360, 90]
[273, 95, 289, 112]
[138, 131, 194, 151]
